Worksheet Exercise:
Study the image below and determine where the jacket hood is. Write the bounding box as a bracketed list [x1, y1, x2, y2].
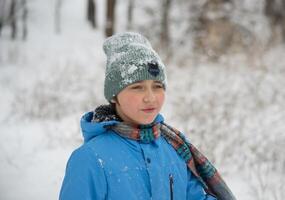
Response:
[80, 111, 165, 143]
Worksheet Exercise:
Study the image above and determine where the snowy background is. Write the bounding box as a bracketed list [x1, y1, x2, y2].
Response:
[1, 0, 285, 199]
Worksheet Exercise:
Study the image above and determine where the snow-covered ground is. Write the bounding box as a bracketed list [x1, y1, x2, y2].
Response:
[1, 0, 285, 199]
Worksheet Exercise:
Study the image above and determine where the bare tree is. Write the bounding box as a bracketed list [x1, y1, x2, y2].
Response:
[127, 0, 134, 30]
[0, 0, 28, 40]
[160, 0, 172, 49]
[21, 0, 27, 40]
[193, 0, 247, 59]
[54, 0, 63, 34]
[264, 0, 285, 44]
[87, 0, 97, 28]
[0, 0, 6, 36]
[105, 0, 116, 37]
[282, 0, 285, 42]
[9, 0, 17, 39]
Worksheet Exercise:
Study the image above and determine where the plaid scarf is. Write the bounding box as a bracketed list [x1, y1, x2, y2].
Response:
[93, 105, 236, 200]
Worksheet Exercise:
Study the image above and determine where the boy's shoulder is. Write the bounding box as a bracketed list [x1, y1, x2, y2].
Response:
[83, 130, 119, 149]
[67, 132, 119, 166]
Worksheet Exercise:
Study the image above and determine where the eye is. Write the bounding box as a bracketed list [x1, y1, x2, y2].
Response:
[153, 83, 164, 89]
[130, 85, 143, 90]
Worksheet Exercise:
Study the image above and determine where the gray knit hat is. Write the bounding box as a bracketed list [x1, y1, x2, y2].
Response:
[103, 32, 167, 102]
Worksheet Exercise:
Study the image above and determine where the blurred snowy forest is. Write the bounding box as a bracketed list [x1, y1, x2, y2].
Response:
[0, 0, 285, 199]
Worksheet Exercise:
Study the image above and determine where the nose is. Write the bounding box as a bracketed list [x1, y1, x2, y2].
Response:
[143, 88, 155, 103]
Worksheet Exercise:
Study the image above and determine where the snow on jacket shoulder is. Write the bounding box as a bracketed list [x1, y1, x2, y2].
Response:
[59, 112, 216, 200]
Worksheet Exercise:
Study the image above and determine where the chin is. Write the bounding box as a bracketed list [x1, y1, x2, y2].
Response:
[139, 116, 156, 125]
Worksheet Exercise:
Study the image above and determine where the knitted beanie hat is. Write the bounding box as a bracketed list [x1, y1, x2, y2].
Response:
[103, 32, 167, 102]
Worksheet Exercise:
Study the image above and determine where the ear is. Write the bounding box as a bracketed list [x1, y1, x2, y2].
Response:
[110, 98, 116, 104]
[111, 96, 120, 105]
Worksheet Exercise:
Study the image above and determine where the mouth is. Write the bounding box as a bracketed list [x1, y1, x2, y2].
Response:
[141, 108, 156, 113]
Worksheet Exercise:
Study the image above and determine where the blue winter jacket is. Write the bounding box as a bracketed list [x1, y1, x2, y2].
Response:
[59, 112, 216, 200]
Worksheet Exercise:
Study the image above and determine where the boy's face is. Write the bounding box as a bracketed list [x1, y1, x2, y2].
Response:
[114, 80, 165, 125]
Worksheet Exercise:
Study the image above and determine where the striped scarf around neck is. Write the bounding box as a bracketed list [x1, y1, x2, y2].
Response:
[92, 105, 236, 200]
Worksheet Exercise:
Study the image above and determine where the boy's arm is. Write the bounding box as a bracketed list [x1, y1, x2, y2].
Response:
[187, 170, 217, 200]
[59, 146, 107, 200]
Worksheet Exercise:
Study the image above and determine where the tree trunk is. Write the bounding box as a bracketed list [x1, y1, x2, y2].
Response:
[264, 0, 285, 44]
[105, 0, 116, 37]
[87, 0, 97, 28]
[22, 0, 28, 40]
[281, 0, 285, 42]
[127, 0, 134, 30]
[9, 0, 17, 39]
[55, 0, 62, 34]
[160, 0, 172, 49]
[0, 0, 7, 37]
[264, 0, 275, 17]
[0, 20, 2, 37]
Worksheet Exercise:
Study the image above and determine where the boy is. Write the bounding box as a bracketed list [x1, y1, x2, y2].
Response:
[60, 32, 235, 200]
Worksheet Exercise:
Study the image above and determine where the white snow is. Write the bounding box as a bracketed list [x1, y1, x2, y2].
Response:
[98, 158, 104, 167]
[127, 64, 138, 74]
[0, 0, 285, 200]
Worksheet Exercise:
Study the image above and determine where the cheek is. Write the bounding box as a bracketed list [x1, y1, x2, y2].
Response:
[157, 92, 165, 106]
[120, 94, 141, 110]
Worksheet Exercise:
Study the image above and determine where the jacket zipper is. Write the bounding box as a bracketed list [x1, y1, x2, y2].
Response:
[169, 174, 174, 200]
